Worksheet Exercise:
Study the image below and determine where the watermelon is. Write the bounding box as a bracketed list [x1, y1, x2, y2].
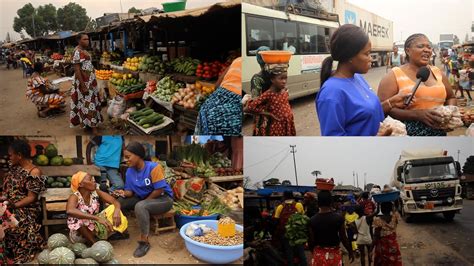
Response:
[47, 233, 70, 250]
[57, 177, 68, 184]
[69, 242, 88, 257]
[45, 144, 58, 158]
[37, 249, 50, 264]
[46, 177, 55, 185]
[63, 158, 73, 166]
[82, 241, 114, 263]
[36, 155, 49, 166]
[48, 247, 75, 264]
[50, 156, 64, 166]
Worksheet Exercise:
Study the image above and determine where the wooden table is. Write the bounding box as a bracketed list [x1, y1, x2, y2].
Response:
[40, 188, 73, 238]
[208, 175, 243, 183]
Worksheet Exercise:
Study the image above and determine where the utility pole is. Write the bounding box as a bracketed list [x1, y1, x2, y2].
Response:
[290, 145, 298, 186]
[457, 150, 460, 162]
[353, 171, 355, 186]
[120, 0, 124, 14]
[364, 173, 367, 190]
[356, 172, 359, 189]
[32, 14, 36, 38]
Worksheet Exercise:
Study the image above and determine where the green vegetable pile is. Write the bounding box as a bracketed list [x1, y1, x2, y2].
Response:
[129, 107, 165, 129]
[152, 76, 183, 102]
[285, 213, 310, 246]
[170, 57, 200, 76]
[94, 214, 109, 240]
[209, 152, 232, 168]
[173, 197, 230, 216]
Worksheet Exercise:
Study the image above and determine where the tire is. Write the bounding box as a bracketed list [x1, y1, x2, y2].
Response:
[401, 205, 412, 223]
[443, 211, 455, 221]
[375, 56, 382, 67]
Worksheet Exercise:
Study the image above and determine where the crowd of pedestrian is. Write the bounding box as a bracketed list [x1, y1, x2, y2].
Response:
[245, 185, 403, 266]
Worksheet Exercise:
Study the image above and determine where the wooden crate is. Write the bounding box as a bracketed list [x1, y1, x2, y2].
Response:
[40, 188, 72, 238]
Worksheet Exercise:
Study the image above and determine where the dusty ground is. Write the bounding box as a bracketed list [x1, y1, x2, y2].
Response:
[0, 67, 122, 135]
[243, 64, 471, 136]
[37, 215, 242, 264]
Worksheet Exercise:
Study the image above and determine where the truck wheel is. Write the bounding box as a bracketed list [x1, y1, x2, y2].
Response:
[401, 207, 412, 223]
[443, 211, 455, 221]
[375, 56, 382, 67]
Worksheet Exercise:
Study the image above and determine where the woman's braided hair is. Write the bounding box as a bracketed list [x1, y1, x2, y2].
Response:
[404, 33, 428, 62]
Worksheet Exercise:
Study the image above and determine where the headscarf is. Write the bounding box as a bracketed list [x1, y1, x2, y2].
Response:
[71, 171, 88, 192]
[264, 63, 289, 75]
[125, 141, 146, 159]
[256, 46, 270, 67]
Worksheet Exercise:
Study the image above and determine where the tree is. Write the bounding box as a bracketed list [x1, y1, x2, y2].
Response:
[13, 3, 49, 37]
[128, 7, 141, 14]
[37, 4, 58, 32]
[57, 3, 90, 32]
[311, 170, 322, 178]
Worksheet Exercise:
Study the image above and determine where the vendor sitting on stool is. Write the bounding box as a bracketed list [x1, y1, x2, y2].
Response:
[114, 141, 174, 258]
[26, 62, 66, 118]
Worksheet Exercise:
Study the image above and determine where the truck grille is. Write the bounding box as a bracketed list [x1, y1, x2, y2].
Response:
[412, 187, 455, 201]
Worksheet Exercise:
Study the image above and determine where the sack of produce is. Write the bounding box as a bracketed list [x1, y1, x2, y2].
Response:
[433, 105, 464, 130]
[107, 96, 126, 119]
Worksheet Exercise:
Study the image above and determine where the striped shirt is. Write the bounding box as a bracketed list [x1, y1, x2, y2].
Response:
[221, 57, 242, 95]
[392, 66, 447, 110]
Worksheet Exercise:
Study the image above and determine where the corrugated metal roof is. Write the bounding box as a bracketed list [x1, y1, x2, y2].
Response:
[139, 0, 240, 23]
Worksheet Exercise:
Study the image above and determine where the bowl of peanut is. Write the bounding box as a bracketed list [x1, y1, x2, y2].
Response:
[179, 218, 243, 264]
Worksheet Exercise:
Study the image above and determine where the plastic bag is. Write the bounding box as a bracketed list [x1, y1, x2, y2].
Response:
[380, 116, 407, 136]
[433, 105, 464, 130]
[100, 204, 128, 233]
[466, 123, 474, 136]
[107, 96, 126, 118]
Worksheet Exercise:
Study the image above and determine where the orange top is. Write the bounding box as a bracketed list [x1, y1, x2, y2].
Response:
[221, 57, 242, 96]
[392, 66, 447, 110]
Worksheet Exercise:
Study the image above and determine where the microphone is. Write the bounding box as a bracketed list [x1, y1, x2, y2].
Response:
[404, 66, 430, 106]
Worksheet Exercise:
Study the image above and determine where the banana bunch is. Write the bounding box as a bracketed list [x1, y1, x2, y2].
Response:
[171, 57, 200, 76]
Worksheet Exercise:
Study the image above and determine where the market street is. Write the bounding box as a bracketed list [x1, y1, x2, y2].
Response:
[243, 64, 469, 136]
[0, 67, 119, 135]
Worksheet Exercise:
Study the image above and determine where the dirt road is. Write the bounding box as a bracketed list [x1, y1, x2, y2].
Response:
[243, 65, 470, 136]
[0, 67, 119, 135]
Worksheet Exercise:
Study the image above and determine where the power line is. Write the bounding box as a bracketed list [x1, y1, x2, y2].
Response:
[244, 146, 289, 169]
[255, 151, 291, 184]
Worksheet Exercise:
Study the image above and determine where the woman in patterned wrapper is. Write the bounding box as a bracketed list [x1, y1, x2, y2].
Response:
[70, 33, 103, 134]
[243, 62, 296, 136]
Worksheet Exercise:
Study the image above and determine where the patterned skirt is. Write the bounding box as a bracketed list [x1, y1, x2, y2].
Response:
[311, 246, 342, 266]
[404, 120, 446, 136]
[373, 232, 402, 266]
[195, 87, 242, 135]
[70, 81, 103, 128]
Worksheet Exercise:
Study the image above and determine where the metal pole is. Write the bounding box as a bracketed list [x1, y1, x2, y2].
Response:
[120, 0, 123, 14]
[353, 171, 355, 186]
[290, 145, 298, 186]
[356, 173, 359, 189]
[457, 150, 460, 162]
[32, 14, 36, 38]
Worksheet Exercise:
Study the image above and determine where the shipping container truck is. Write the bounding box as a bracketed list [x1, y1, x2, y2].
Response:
[332, 0, 394, 67]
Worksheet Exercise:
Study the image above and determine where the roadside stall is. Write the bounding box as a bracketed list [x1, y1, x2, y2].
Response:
[93, 0, 241, 135]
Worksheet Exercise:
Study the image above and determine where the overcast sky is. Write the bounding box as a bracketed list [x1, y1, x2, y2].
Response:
[347, 0, 474, 43]
[244, 137, 474, 188]
[0, 0, 221, 42]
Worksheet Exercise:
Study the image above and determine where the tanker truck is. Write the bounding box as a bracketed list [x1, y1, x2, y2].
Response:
[390, 149, 463, 222]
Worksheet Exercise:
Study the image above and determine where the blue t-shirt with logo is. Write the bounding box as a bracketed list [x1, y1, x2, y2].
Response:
[124, 161, 173, 199]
